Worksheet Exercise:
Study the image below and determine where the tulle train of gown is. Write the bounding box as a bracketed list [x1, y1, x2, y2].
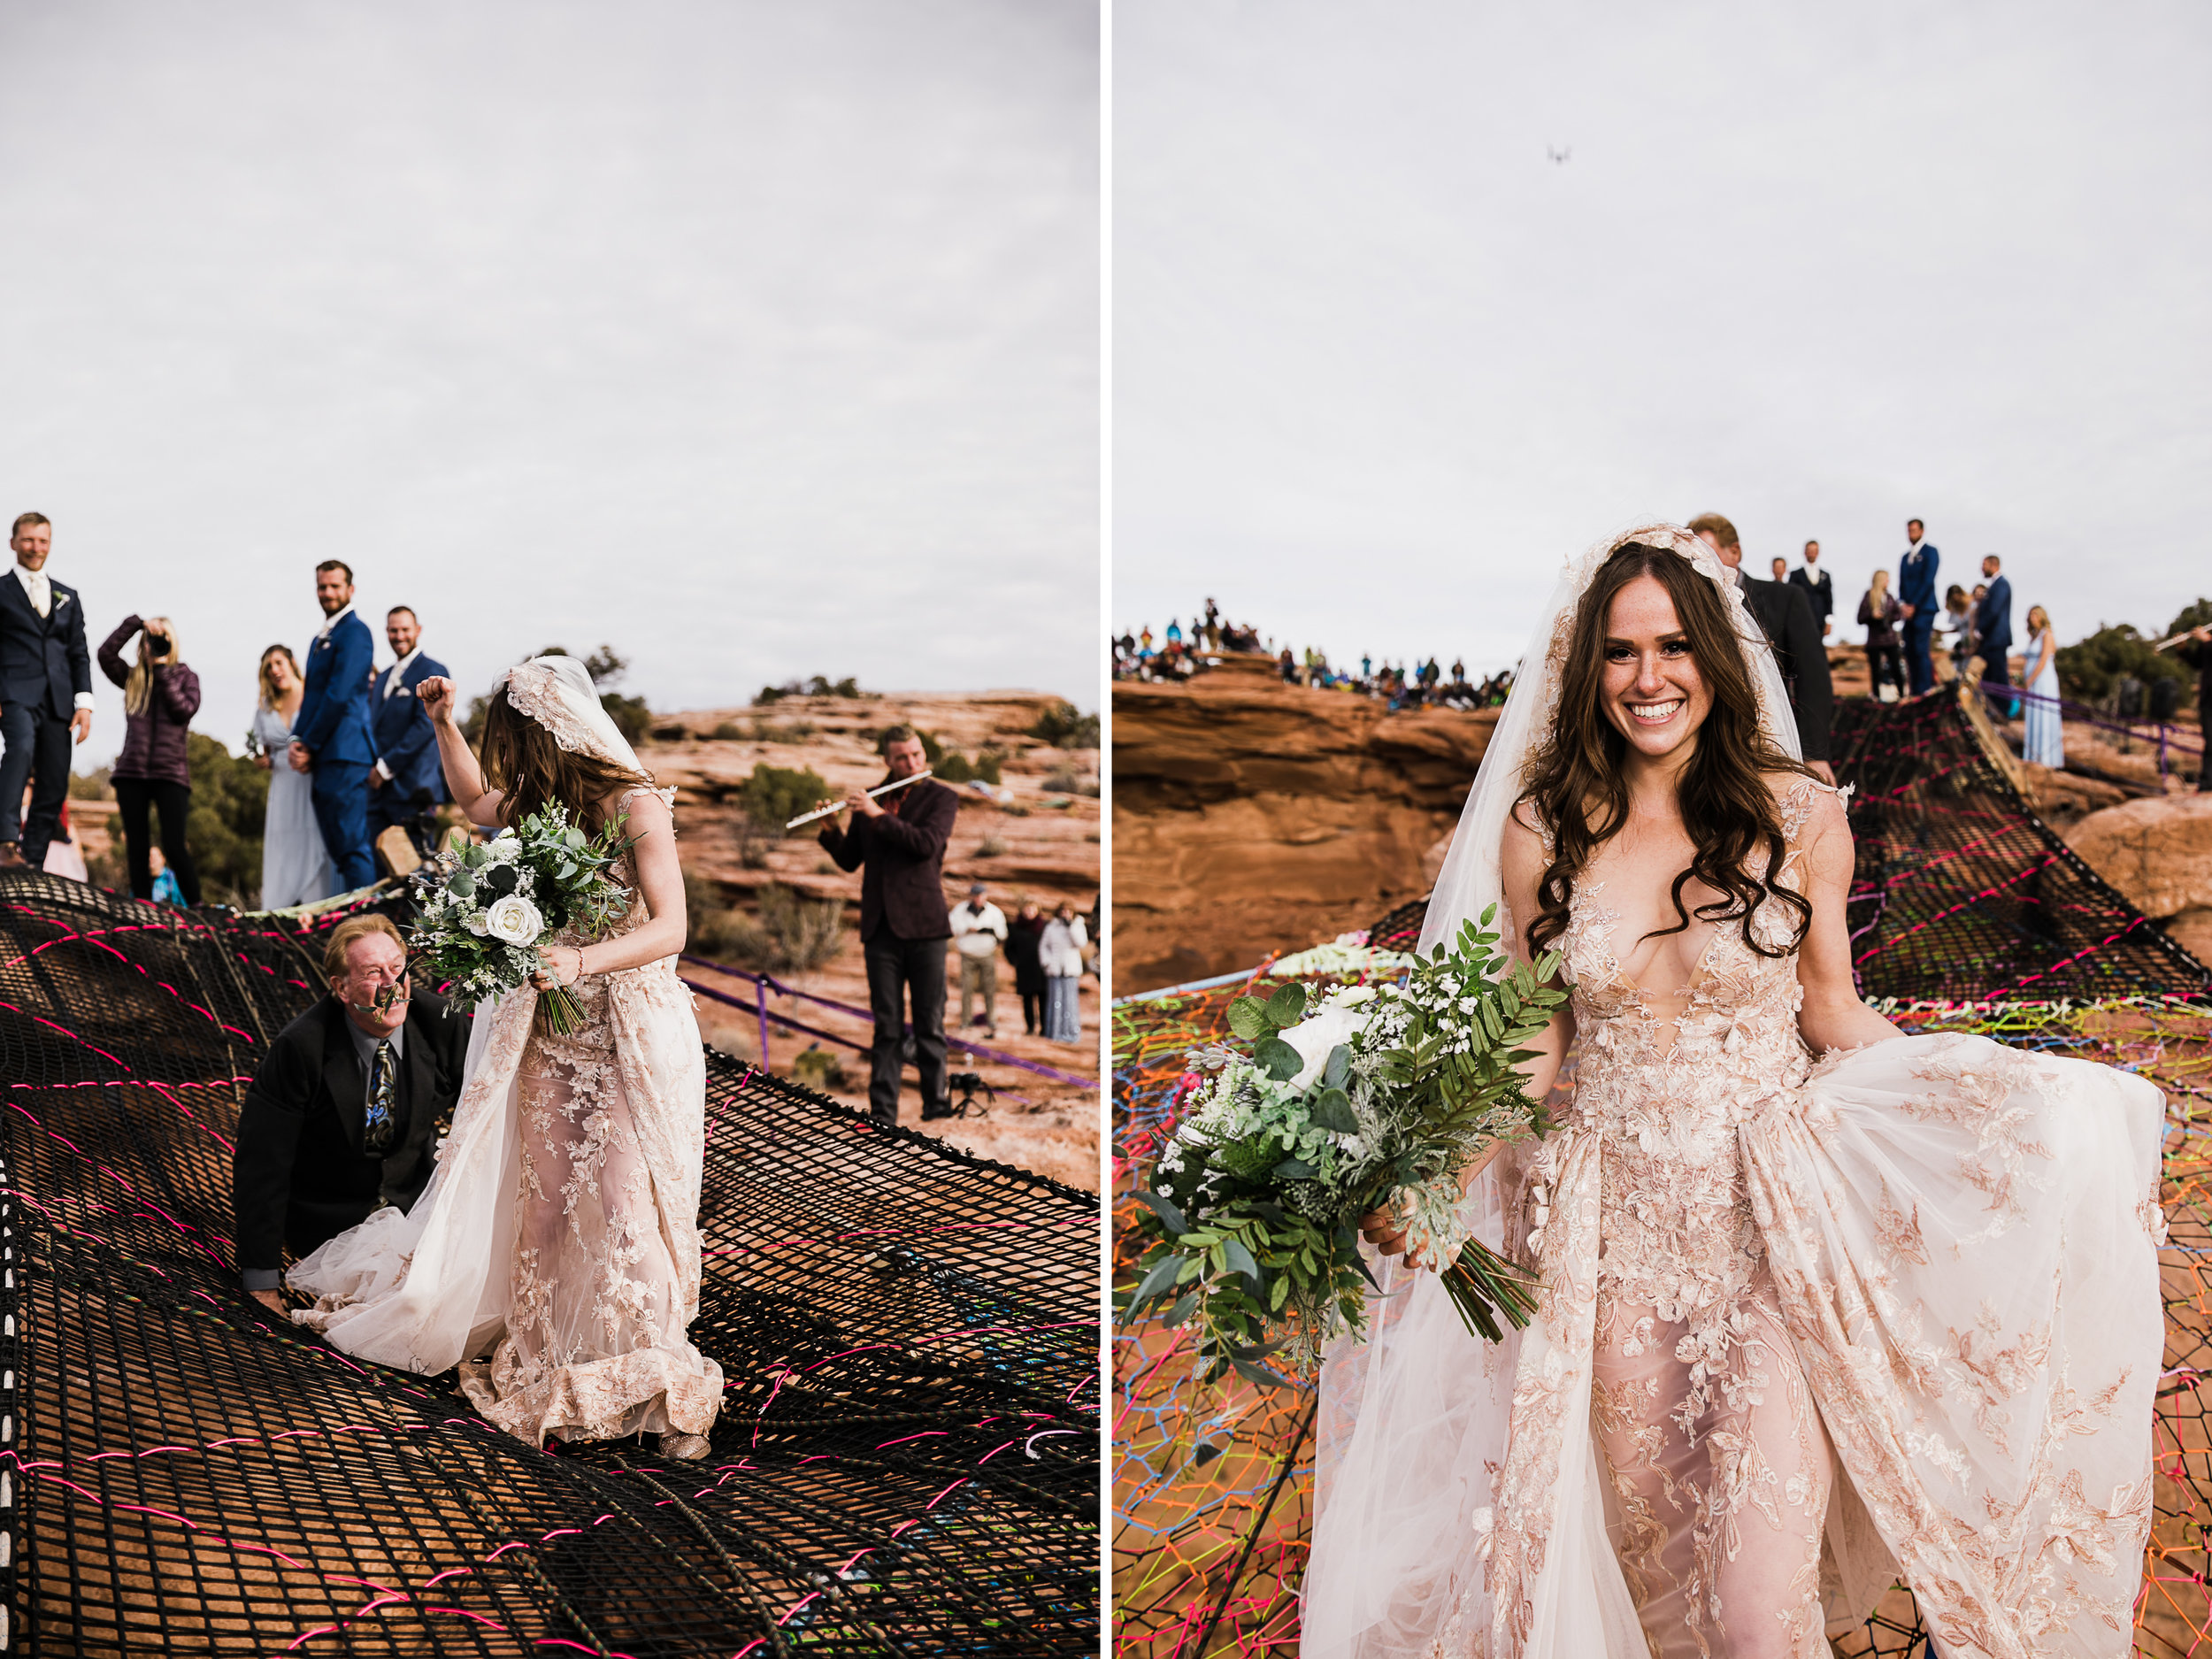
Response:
[2024, 631, 2065, 769]
[1300, 780, 2164, 1659]
[292, 788, 721, 1448]
[255, 705, 333, 909]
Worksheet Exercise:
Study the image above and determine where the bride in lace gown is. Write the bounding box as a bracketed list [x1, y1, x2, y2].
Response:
[288, 654, 720, 1460]
[1298, 529, 2164, 1658]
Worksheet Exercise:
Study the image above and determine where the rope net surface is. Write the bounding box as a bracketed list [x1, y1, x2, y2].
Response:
[1112, 687, 2212, 1657]
[0, 871, 1100, 1655]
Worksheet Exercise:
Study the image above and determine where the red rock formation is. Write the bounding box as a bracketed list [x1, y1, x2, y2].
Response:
[1111, 656, 1494, 994]
[2063, 794, 2212, 968]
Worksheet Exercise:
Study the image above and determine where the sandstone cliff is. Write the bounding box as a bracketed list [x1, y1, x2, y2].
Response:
[2063, 794, 2212, 968]
[1111, 656, 1495, 995]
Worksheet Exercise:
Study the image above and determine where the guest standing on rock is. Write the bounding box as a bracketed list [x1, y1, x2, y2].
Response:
[1859, 570, 1906, 701]
[0, 513, 94, 870]
[254, 646, 334, 909]
[1040, 900, 1087, 1044]
[2022, 605, 2064, 768]
[949, 881, 1007, 1039]
[1975, 554, 2015, 715]
[816, 726, 956, 1124]
[97, 615, 202, 905]
[288, 561, 377, 894]
[367, 605, 449, 862]
[1790, 540, 1833, 637]
[1005, 896, 1049, 1035]
[1899, 518, 1940, 695]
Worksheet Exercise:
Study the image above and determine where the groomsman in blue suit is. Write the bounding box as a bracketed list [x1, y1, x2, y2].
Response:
[288, 561, 377, 892]
[1898, 519, 1940, 696]
[1974, 554, 2016, 715]
[367, 605, 448, 860]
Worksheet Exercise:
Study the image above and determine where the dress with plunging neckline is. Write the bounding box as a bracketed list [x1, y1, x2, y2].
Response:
[1459, 776, 2166, 1656]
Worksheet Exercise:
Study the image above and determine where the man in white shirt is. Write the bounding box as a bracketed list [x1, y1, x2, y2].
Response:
[0, 513, 95, 869]
[948, 881, 1008, 1040]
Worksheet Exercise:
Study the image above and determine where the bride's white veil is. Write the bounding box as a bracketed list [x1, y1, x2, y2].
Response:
[502, 654, 653, 782]
[1302, 525, 1802, 1659]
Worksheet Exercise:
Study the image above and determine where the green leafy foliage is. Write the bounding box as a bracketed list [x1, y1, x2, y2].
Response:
[2055, 623, 2190, 702]
[1119, 909, 1568, 1389]
[739, 763, 833, 833]
[185, 733, 271, 906]
[1029, 701, 1099, 749]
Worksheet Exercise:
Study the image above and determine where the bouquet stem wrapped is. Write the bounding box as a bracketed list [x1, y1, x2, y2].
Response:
[1121, 906, 1565, 1386]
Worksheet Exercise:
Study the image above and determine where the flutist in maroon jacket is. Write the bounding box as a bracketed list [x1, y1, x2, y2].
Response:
[817, 726, 957, 1123]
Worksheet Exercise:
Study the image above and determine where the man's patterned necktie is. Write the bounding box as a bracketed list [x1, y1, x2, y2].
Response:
[365, 1040, 396, 1154]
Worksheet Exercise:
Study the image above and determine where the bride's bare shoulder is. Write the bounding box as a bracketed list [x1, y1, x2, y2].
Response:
[1502, 799, 1548, 881]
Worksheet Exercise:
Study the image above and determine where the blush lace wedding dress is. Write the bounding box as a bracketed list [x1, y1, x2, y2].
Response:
[288, 659, 720, 1454]
[1299, 530, 2165, 1659]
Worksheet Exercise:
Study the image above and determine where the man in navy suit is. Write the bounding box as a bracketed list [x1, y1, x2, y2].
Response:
[1974, 554, 2016, 715]
[0, 513, 95, 868]
[1898, 519, 1940, 696]
[288, 561, 377, 892]
[367, 605, 449, 861]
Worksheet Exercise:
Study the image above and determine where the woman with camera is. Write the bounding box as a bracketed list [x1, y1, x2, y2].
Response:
[97, 614, 202, 905]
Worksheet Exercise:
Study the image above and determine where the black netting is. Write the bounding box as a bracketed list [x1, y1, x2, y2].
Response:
[1832, 688, 2208, 1002]
[0, 871, 1098, 1655]
[1364, 687, 2211, 1003]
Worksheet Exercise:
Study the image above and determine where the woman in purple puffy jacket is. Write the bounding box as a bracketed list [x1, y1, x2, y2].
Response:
[97, 615, 202, 904]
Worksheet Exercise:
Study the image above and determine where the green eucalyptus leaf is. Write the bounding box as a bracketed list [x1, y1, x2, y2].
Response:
[1129, 1188, 1188, 1234]
[1322, 1044, 1352, 1090]
[1220, 1236, 1264, 1286]
[1254, 1036, 1304, 1081]
[1271, 1158, 1317, 1180]
[1129, 1252, 1186, 1309]
[1263, 982, 1308, 1028]
[1308, 1087, 1358, 1133]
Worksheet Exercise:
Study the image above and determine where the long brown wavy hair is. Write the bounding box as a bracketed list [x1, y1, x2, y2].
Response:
[1522, 540, 1814, 959]
[479, 684, 648, 828]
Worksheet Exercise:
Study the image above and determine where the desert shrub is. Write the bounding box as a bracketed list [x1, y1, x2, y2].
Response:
[703, 883, 846, 974]
[2056, 624, 2191, 702]
[711, 719, 745, 741]
[69, 765, 112, 800]
[936, 750, 975, 783]
[1030, 701, 1099, 749]
[755, 676, 864, 706]
[186, 733, 270, 906]
[739, 763, 832, 833]
[1043, 766, 1099, 796]
[733, 816, 773, 870]
[976, 834, 1007, 858]
[790, 1044, 850, 1093]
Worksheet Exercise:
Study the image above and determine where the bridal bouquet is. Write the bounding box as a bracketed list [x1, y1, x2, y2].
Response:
[400, 805, 633, 1035]
[1121, 907, 1565, 1386]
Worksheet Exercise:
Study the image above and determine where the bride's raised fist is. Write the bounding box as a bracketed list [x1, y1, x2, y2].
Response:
[417, 676, 458, 726]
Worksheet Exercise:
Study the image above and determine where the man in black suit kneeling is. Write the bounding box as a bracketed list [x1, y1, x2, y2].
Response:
[232, 913, 467, 1314]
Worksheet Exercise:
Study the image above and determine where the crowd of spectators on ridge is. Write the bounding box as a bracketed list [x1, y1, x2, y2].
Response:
[1111, 596, 1512, 711]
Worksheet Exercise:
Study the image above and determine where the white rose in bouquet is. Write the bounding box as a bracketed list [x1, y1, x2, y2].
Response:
[466, 910, 492, 936]
[484, 894, 545, 947]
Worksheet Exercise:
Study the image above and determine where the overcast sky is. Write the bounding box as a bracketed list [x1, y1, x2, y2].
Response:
[1117, 1, 2211, 675]
[0, 0, 1097, 771]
